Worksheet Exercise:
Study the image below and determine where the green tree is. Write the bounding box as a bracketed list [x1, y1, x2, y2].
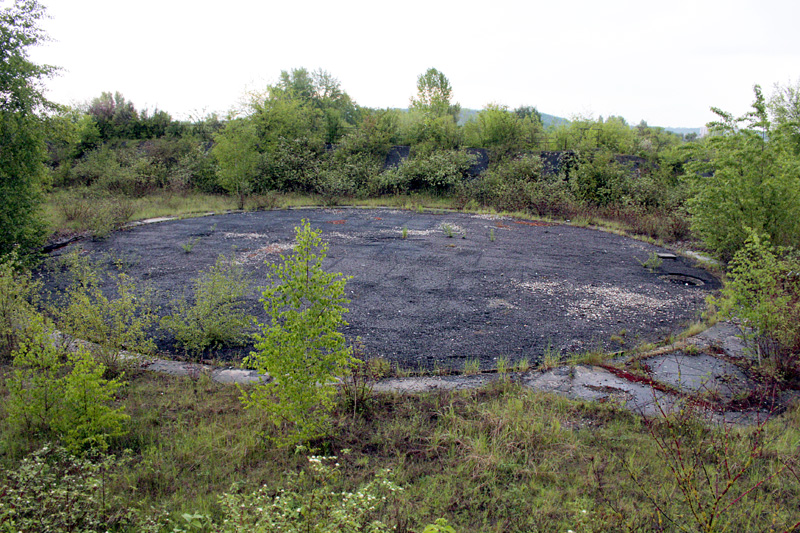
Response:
[252, 85, 322, 145]
[463, 103, 527, 160]
[242, 220, 355, 446]
[513, 105, 542, 125]
[212, 118, 262, 208]
[58, 346, 129, 451]
[0, 251, 41, 358]
[596, 116, 636, 153]
[249, 90, 323, 191]
[265, 67, 359, 144]
[633, 120, 682, 157]
[685, 85, 800, 259]
[769, 79, 800, 156]
[405, 69, 462, 153]
[550, 115, 637, 153]
[7, 313, 129, 452]
[0, 0, 56, 257]
[85, 91, 141, 140]
[410, 67, 461, 121]
[6, 314, 65, 437]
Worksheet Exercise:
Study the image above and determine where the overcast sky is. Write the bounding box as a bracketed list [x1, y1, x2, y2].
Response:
[26, 0, 800, 128]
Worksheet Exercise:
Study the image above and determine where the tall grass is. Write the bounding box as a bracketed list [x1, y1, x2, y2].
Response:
[3, 369, 798, 531]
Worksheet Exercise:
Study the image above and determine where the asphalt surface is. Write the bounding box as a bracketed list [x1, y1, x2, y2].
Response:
[41, 208, 719, 371]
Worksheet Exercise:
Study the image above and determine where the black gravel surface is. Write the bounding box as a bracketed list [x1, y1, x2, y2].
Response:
[41, 208, 719, 371]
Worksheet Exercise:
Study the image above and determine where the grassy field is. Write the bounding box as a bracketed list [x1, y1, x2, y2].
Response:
[2, 364, 799, 532]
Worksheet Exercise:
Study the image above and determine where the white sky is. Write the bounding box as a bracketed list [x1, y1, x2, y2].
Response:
[25, 0, 800, 128]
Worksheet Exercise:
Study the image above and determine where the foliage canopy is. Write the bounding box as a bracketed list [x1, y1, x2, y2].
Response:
[0, 0, 56, 257]
[685, 85, 800, 259]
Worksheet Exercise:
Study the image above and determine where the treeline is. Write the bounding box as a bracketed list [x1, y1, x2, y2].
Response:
[43, 67, 698, 240]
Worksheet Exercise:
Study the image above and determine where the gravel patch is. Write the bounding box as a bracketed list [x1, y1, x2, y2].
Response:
[39, 208, 719, 371]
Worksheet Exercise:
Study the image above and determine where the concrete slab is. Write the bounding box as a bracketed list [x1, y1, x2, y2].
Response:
[212, 367, 268, 384]
[124, 216, 178, 227]
[143, 359, 269, 384]
[643, 352, 753, 400]
[683, 250, 722, 266]
[687, 322, 749, 358]
[522, 365, 682, 417]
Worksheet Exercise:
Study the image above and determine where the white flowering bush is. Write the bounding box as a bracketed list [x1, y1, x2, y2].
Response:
[0, 444, 133, 532]
[217, 455, 402, 533]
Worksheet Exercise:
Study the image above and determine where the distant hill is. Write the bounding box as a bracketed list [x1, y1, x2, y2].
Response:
[403, 107, 700, 136]
[539, 112, 569, 129]
[662, 126, 704, 137]
[457, 108, 569, 128]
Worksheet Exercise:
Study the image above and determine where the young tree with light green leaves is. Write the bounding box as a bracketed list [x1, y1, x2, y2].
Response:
[7, 311, 129, 452]
[212, 118, 262, 208]
[410, 67, 460, 121]
[242, 219, 356, 446]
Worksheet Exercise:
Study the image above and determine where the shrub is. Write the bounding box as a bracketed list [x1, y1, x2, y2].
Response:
[161, 254, 254, 359]
[338, 339, 389, 416]
[402, 113, 461, 154]
[89, 196, 136, 238]
[0, 444, 133, 531]
[179, 145, 220, 194]
[316, 151, 382, 204]
[630, 403, 798, 532]
[463, 156, 579, 218]
[379, 150, 475, 194]
[570, 149, 632, 207]
[53, 251, 158, 374]
[217, 455, 401, 533]
[71, 145, 156, 197]
[261, 137, 322, 193]
[336, 119, 394, 160]
[241, 220, 356, 446]
[54, 187, 135, 238]
[6, 313, 129, 452]
[0, 253, 42, 359]
[710, 232, 800, 374]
